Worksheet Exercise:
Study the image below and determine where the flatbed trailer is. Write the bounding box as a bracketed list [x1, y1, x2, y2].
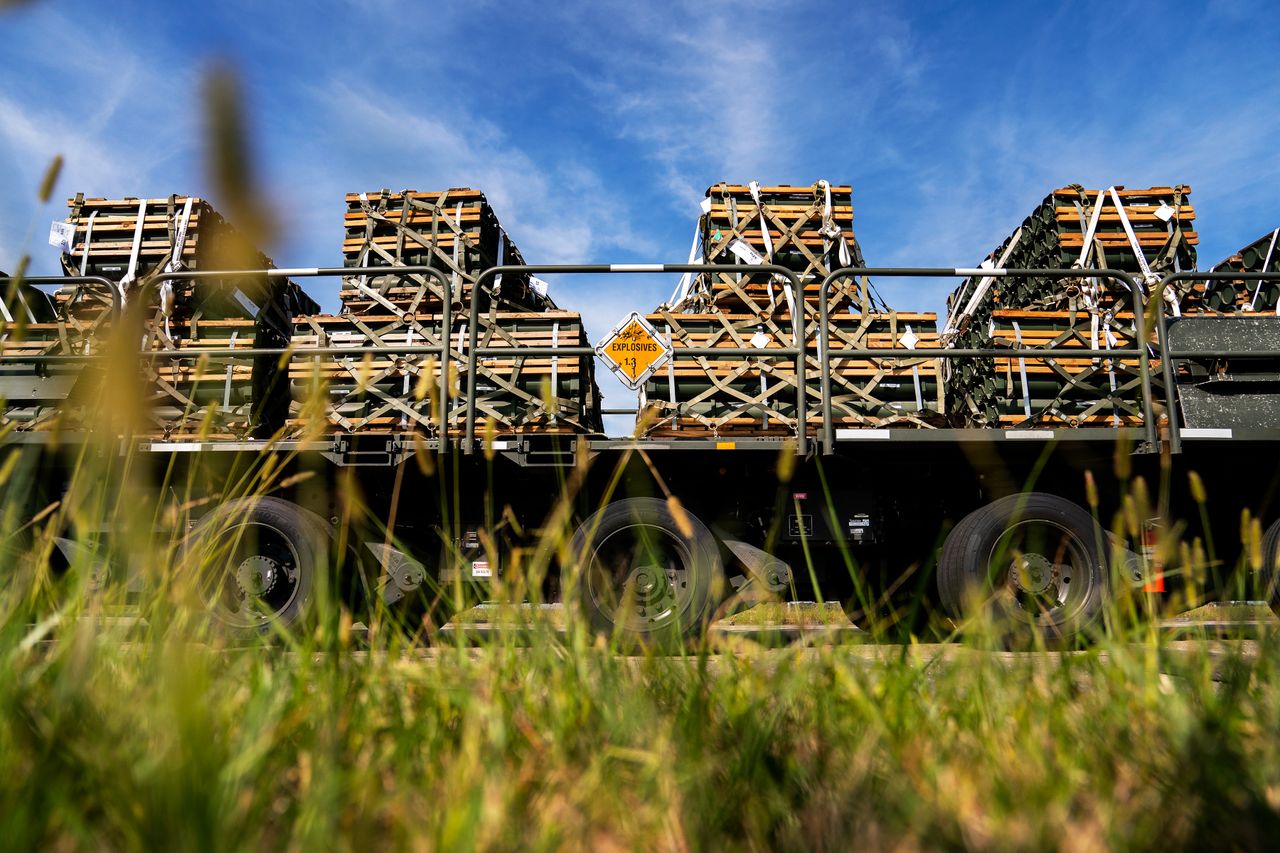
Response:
[4, 264, 1280, 644]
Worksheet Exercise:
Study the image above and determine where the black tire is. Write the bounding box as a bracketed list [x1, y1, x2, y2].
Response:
[183, 496, 328, 632]
[937, 493, 1107, 641]
[569, 497, 724, 647]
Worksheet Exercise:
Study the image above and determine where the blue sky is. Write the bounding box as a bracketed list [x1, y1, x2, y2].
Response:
[2, 0, 1278, 414]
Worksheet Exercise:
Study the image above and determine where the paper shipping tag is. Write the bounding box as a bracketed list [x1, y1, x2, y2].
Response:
[48, 220, 76, 253]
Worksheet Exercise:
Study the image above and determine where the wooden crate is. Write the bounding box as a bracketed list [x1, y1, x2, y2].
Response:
[341, 188, 547, 315]
[288, 311, 601, 437]
[672, 181, 875, 319]
[944, 185, 1196, 427]
[1191, 228, 1280, 313]
[55, 194, 318, 335]
[640, 310, 943, 436]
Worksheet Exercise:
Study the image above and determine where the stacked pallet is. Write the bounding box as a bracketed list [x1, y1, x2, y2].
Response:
[672, 181, 872, 315]
[944, 185, 1196, 427]
[292, 188, 601, 438]
[56, 195, 317, 332]
[38, 195, 316, 438]
[289, 312, 598, 436]
[641, 181, 940, 436]
[642, 310, 941, 435]
[1193, 229, 1280, 313]
[342, 188, 548, 313]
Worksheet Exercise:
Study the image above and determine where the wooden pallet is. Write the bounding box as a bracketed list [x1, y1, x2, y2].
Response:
[55, 194, 317, 333]
[287, 311, 600, 437]
[340, 188, 546, 314]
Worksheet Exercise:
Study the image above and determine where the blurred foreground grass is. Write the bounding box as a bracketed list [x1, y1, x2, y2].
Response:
[4, 598, 1280, 849]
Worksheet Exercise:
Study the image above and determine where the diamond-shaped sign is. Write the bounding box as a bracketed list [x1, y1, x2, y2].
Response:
[595, 312, 671, 390]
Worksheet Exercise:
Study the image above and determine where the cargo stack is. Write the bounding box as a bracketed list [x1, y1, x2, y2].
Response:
[1192, 229, 1280, 313]
[35, 195, 318, 438]
[943, 185, 1197, 427]
[290, 188, 601, 437]
[0, 274, 82, 432]
[641, 181, 942, 435]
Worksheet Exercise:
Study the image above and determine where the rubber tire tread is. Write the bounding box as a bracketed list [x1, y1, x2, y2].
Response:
[187, 496, 327, 633]
[937, 492, 1106, 639]
[570, 497, 724, 645]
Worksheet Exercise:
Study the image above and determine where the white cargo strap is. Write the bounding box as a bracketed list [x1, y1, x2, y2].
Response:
[903, 325, 924, 412]
[748, 181, 797, 319]
[549, 320, 559, 421]
[78, 211, 98, 276]
[494, 230, 504, 297]
[401, 329, 413, 426]
[1108, 187, 1165, 311]
[223, 331, 239, 409]
[1012, 322, 1031, 419]
[665, 325, 677, 429]
[160, 197, 193, 339]
[119, 199, 147, 306]
[1076, 190, 1106, 269]
[1250, 228, 1280, 312]
[667, 222, 703, 307]
[455, 201, 465, 300]
[818, 180, 853, 268]
[357, 193, 372, 292]
[1103, 320, 1120, 426]
[0, 292, 12, 324]
[944, 228, 1023, 343]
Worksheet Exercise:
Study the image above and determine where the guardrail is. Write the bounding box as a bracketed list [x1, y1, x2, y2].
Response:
[817, 268, 1154, 455]
[1154, 271, 1280, 456]
[0, 266, 457, 452]
[7, 263, 1280, 460]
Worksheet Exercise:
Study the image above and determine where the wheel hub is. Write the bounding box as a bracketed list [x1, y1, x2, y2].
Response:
[1010, 552, 1055, 595]
[235, 554, 281, 598]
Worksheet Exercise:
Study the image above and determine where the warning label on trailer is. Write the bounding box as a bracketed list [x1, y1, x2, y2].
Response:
[595, 312, 671, 390]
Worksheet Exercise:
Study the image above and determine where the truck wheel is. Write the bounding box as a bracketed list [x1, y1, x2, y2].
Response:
[184, 496, 326, 632]
[937, 493, 1106, 641]
[569, 497, 724, 647]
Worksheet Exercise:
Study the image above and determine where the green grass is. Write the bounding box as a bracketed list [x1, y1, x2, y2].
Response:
[4, 603, 1280, 849]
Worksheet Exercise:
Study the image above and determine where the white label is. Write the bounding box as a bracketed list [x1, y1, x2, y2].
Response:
[48, 220, 75, 252]
[470, 561, 492, 578]
[1154, 202, 1176, 222]
[232, 289, 261, 317]
[750, 331, 770, 348]
[727, 237, 765, 265]
[699, 197, 713, 214]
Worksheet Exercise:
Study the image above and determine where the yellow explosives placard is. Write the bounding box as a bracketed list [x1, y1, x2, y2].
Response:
[595, 312, 671, 390]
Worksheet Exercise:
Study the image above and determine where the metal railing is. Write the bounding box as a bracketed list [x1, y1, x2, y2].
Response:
[2, 274, 121, 318]
[7, 263, 1280, 459]
[0, 266, 457, 452]
[817, 268, 1154, 454]
[462, 264, 807, 455]
[1153, 271, 1280, 455]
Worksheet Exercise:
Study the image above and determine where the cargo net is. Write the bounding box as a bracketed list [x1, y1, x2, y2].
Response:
[943, 185, 1197, 428]
[2, 195, 316, 439]
[289, 189, 602, 438]
[640, 181, 942, 436]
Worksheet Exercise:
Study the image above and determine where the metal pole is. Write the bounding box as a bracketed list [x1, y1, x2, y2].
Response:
[0, 274, 120, 319]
